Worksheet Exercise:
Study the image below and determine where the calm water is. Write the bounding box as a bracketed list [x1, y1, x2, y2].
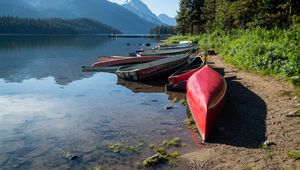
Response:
[0, 35, 201, 170]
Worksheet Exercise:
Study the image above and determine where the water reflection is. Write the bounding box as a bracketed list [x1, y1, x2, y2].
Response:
[0, 35, 157, 85]
[117, 78, 166, 93]
[0, 36, 200, 169]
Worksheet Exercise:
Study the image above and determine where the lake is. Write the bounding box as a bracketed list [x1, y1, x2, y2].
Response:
[0, 35, 201, 169]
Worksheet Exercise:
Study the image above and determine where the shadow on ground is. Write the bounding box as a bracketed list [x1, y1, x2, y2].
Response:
[208, 66, 267, 148]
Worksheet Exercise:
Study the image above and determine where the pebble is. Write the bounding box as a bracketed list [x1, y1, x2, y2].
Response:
[65, 153, 79, 160]
[264, 140, 275, 146]
[165, 104, 174, 110]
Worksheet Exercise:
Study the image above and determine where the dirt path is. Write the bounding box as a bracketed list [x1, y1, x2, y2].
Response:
[181, 55, 300, 170]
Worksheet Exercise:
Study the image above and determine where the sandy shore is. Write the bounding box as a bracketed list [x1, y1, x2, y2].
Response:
[181, 55, 300, 170]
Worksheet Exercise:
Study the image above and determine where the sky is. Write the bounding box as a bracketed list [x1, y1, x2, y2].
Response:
[108, 0, 180, 18]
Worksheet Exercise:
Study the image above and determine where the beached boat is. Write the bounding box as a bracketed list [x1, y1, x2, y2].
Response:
[165, 56, 204, 92]
[135, 45, 197, 56]
[168, 56, 204, 84]
[92, 56, 168, 67]
[116, 54, 189, 81]
[186, 65, 227, 141]
[81, 65, 131, 73]
[145, 42, 194, 51]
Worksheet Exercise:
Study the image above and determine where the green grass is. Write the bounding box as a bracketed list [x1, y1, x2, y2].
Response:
[243, 166, 259, 170]
[167, 24, 300, 90]
[288, 150, 300, 160]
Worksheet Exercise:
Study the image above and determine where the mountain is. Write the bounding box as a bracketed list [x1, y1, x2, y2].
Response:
[0, 0, 158, 33]
[0, 0, 40, 18]
[158, 14, 176, 26]
[122, 0, 162, 25]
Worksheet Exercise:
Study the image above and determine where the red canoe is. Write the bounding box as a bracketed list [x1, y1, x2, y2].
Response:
[186, 65, 227, 141]
[168, 56, 204, 84]
[92, 56, 168, 67]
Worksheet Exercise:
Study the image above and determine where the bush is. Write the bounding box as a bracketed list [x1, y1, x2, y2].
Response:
[167, 25, 300, 86]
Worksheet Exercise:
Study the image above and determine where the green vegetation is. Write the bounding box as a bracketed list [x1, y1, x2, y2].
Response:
[180, 99, 188, 106]
[183, 117, 197, 130]
[172, 97, 179, 103]
[266, 151, 273, 159]
[177, 0, 300, 34]
[106, 142, 140, 153]
[0, 16, 120, 34]
[161, 137, 182, 147]
[243, 166, 259, 170]
[288, 150, 300, 160]
[174, 0, 300, 88]
[91, 166, 101, 170]
[167, 25, 300, 86]
[142, 151, 181, 166]
[150, 25, 176, 34]
[143, 137, 182, 167]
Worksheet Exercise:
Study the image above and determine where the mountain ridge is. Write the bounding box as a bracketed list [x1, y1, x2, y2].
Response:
[0, 0, 158, 33]
[122, 0, 162, 25]
[158, 14, 176, 26]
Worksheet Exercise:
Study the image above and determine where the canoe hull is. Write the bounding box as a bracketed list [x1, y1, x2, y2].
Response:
[168, 56, 204, 84]
[137, 46, 197, 56]
[186, 65, 227, 141]
[92, 56, 167, 67]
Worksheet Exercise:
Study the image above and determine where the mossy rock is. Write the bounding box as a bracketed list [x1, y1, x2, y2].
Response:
[161, 137, 182, 147]
[183, 118, 197, 130]
[143, 153, 168, 166]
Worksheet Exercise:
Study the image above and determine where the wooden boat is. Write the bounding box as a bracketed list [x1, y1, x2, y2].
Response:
[81, 65, 131, 73]
[186, 65, 227, 141]
[92, 56, 168, 67]
[135, 45, 197, 56]
[165, 56, 204, 92]
[141, 42, 194, 51]
[116, 54, 189, 81]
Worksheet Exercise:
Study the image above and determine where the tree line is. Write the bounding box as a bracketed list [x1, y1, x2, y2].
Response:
[0, 16, 120, 34]
[176, 0, 300, 34]
[150, 25, 176, 34]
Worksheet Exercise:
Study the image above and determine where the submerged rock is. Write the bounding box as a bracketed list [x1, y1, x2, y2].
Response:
[144, 43, 151, 47]
[165, 104, 175, 110]
[65, 153, 78, 160]
[143, 153, 168, 166]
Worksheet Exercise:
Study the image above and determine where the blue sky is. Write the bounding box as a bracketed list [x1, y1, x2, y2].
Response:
[108, 0, 180, 17]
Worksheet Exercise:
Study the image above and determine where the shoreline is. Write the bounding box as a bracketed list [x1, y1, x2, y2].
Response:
[181, 55, 300, 169]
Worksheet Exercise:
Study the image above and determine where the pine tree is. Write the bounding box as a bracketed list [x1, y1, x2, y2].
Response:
[202, 0, 216, 32]
[190, 0, 205, 34]
[176, 0, 191, 34]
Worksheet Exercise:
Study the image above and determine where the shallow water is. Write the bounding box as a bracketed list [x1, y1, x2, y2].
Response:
[0, 35, 201, 169]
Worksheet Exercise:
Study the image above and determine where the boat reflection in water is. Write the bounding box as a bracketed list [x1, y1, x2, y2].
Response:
[116, 78, 166, 93]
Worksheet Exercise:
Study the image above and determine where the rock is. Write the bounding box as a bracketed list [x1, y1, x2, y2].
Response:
[65, 153, 79, 160]
[165, 104, 174, 110]
[114, 150, 120, 153]
[143, 153, 167, 166]
[144, 43, 151, 47]
[263, 140, 275, 146]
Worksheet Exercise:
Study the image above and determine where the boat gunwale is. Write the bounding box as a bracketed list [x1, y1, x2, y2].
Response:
[116, 55, 189, 73]
[169, 56, 204, 78]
